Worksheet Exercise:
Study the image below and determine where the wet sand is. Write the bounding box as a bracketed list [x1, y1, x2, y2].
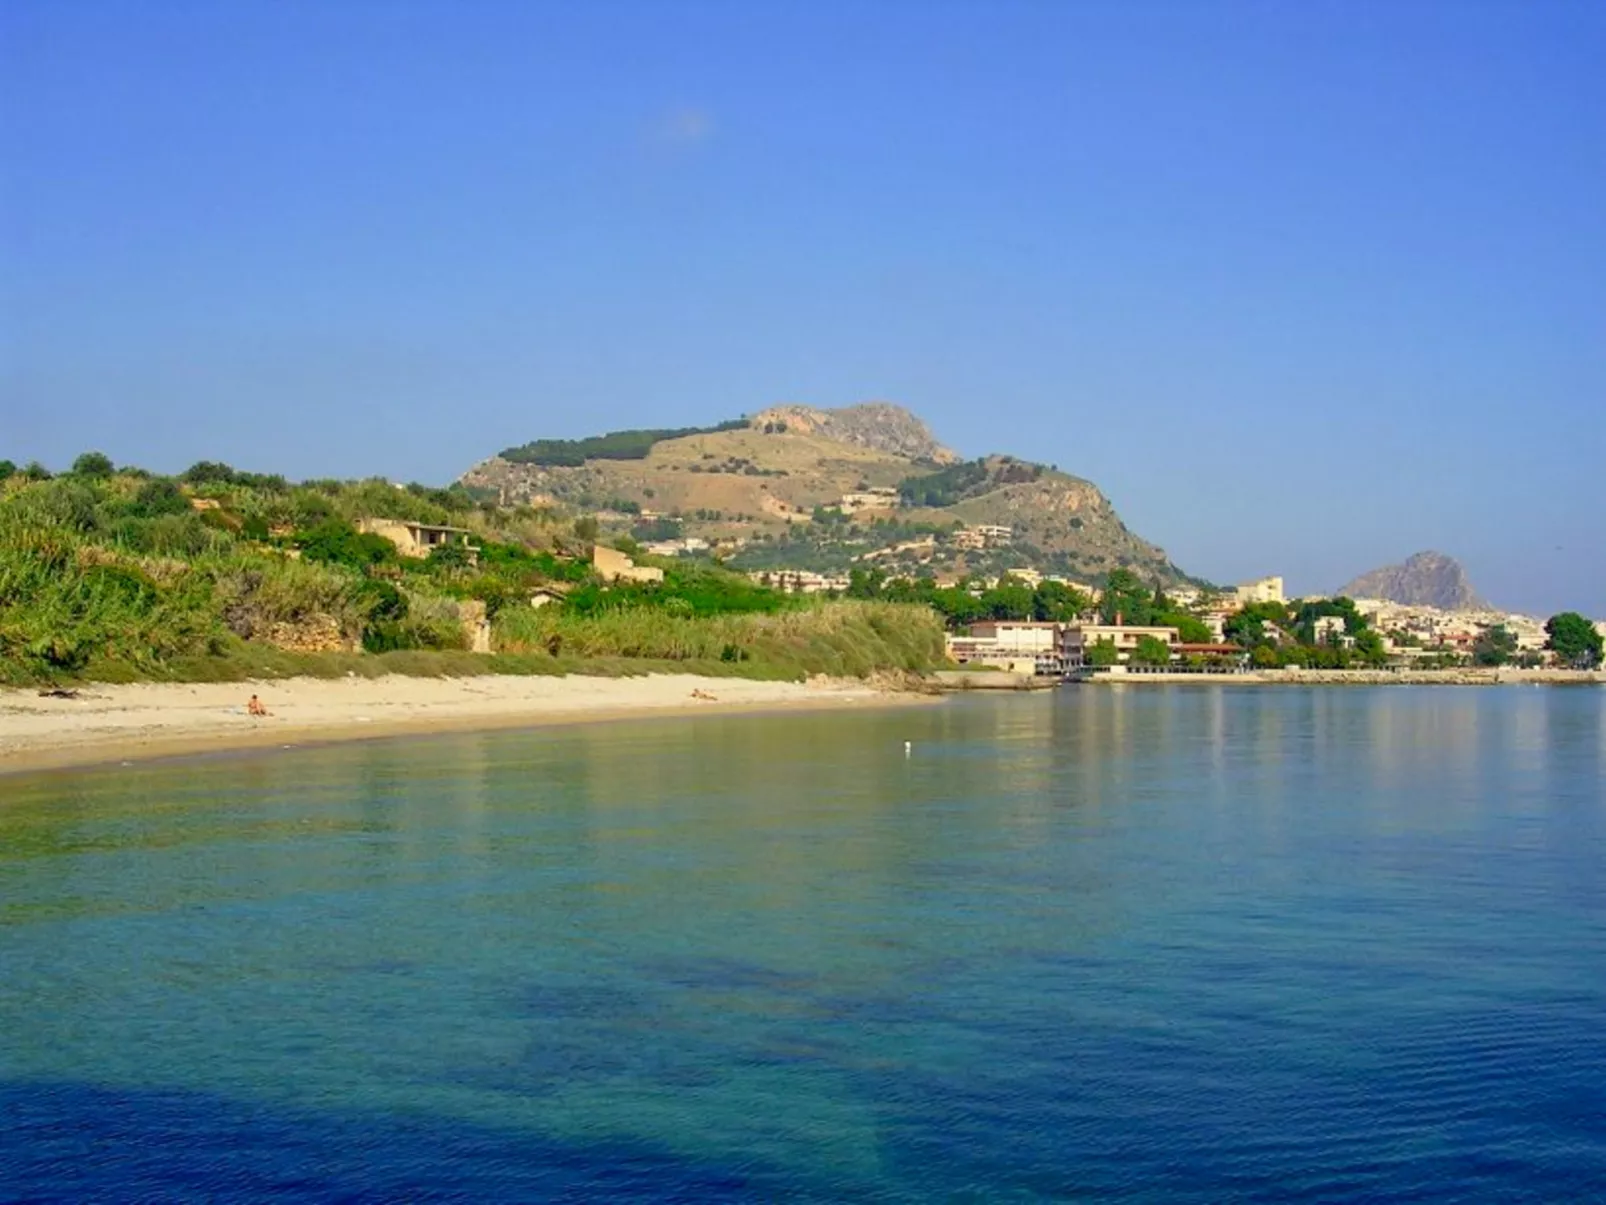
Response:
[0, 673, 935, 776]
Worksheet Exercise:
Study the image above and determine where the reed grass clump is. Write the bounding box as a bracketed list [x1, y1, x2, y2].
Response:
[495, 598, 946, 680]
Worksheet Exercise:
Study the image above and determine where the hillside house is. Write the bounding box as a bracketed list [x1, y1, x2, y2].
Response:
[1235, 576, 1286, 605]
[357, 518, 480, 562]
[838, 487, 900, 514]
[1311, 615, 1355, 648]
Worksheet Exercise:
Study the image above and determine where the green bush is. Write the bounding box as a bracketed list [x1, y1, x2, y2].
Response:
[126, 478, 192, 518]
[297, 519, 397, 568]
[70, 451, 115, 479]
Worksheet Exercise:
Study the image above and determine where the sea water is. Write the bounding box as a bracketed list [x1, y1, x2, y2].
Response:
[2, 688, 1603, 1200]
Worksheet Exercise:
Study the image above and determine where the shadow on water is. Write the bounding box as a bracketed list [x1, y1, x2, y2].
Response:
[0, 1080, 781, 1203]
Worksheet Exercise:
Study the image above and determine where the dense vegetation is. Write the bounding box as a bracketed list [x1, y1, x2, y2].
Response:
[0, 454, 947, 686]
[734, 516, 959, 575]
[497, 600, 945, 679]
[896, 457, 1043, 508]
[1545, 612, 1604, 668]
[840, 569, 1095, 629]
[499, 420, 749, 466]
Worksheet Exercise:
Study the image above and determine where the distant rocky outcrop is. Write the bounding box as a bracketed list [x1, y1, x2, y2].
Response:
[1338, 551, 1489, 611]
[749, 403, 959, 465]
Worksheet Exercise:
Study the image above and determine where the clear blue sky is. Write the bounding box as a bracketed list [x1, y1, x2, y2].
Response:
[4, 1, 1603, 614]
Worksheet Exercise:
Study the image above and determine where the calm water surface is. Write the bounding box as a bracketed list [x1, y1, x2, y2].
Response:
[2, 688, 1604, 1201]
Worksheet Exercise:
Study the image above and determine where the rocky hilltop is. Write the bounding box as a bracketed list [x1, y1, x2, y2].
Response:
[749, 403, 959, 465]
[1338, 551, 1489, 610]
[462, 403, 1190, 584]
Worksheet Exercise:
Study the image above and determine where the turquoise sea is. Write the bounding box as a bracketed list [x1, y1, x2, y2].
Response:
[2, 687, 1604, 1201]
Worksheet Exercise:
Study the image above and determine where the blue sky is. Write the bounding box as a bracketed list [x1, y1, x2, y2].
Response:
[4, 1, 1603, 614]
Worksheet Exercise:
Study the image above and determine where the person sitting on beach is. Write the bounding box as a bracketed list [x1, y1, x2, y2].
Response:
[247, 694, 270, 717]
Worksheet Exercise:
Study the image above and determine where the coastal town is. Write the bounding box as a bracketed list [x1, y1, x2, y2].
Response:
[743, 558, 1606, 680]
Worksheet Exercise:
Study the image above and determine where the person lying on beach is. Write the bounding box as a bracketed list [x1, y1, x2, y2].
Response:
[247, 694, 270, 717]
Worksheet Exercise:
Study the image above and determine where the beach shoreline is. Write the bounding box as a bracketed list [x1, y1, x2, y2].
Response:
[0, 673, 938, 778]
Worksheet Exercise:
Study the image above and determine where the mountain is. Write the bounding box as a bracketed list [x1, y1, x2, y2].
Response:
[461, 403, 1193, 584]
[1338, 551, 1489, 611]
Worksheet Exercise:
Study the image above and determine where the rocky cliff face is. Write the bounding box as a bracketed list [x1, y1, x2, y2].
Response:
[749, 403, 958, 465]
[1338, 551, 1489, 610]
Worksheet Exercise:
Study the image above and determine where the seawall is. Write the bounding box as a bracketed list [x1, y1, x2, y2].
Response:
[1075, 668, 1604, 687]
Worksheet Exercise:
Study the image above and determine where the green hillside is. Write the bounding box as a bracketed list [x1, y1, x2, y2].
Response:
[0, 456, 946, 686]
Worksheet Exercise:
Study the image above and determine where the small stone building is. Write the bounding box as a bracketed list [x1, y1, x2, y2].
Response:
[591, 545, 664, 584]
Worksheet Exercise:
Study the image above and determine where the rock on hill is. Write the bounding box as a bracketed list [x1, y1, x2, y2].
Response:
[749, 403, 959, 465]
[461, 403, 1192, 584]
[1338, 551, 1489, 610]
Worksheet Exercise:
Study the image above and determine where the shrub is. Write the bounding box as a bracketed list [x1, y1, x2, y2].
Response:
[70, 451, 115, 478]
[298, 519, 397, 569]
[127, 478, 192, 519]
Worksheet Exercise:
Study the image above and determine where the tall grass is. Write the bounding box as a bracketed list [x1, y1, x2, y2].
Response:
[0, 469, 946, 688]
[0, 514, 224, 682]
[495, 599, 947, 679]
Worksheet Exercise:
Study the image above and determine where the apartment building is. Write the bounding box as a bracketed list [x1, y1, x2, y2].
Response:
[1059, 623, 1181, 668]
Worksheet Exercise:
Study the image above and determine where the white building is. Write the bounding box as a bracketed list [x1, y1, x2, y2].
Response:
[1235, 576, 1285, 606]
[947, 621, 1064, 675]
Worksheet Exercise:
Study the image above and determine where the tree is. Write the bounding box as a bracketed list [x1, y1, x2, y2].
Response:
[0, 459, 15, 479]
[1099, 568, 1153, 624]
[127, 478, 191, 518]
[846, 567, 885, 599]
[1354, 629, 1388, 667]
[982, 577, 1034, 621]
[1132, 635, 1173, 667]
[1155, 612, 1211, 644]
[572, 516, 599, 542]
[71, 451, 115, 478]
[1545, 612, 1603, 669]
[1225, 600, 1290, 648]
[182, 460, 237, 485]
[22, 461, 52, 481]
[1086, 638, 1119, 668]
[298, 519, 398, 568]
[1251, 644, 1282, 669]
[1472, 624, 1518, 667]
[1033, 580, 1091, 623]
[933, 586, 986, 628]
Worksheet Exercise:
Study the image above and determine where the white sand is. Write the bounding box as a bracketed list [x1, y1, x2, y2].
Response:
[0, 673, 929, 775]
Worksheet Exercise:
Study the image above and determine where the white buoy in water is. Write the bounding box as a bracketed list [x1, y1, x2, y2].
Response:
[904, 740, 912, 756]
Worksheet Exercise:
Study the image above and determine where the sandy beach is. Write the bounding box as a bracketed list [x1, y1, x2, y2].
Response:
[0, 673, 935, 776]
